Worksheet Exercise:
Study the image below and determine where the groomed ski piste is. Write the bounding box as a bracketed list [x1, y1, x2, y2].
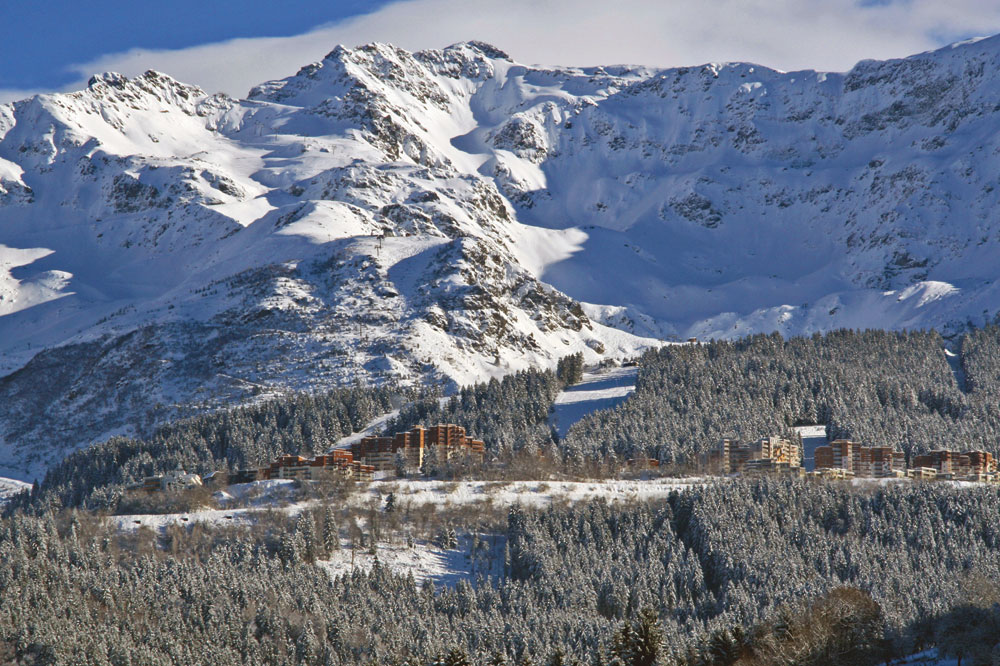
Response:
[550, 365, 639, 438]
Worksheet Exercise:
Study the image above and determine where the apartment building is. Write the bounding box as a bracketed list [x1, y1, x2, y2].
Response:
[815, 440, 904, 478]
[351, 424, 486, 472]
[707, 432, 995, 483]
[912, 449, 997, 480]
[752, 436, 802, 467]
[259, 451, 375, 483]
[967, 451, 997, 475]
[705, 438, 736, 474]
[706, 436, 801, 475]
[912, 450, 956, 476]
[870, 447, 906, 477]
[353, 427, 426, 471]
[816, 440, 858, 472]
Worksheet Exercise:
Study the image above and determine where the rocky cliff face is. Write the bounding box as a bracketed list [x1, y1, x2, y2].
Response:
[1, 37, 999, 477]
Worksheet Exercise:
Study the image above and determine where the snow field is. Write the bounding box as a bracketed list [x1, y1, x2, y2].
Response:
[364, 476, 704, 509]
[317, 532, 505, 585]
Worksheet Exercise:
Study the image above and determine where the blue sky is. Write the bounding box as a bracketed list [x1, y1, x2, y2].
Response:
[2, 0, 999, 103]
[0, 1, 393, 90]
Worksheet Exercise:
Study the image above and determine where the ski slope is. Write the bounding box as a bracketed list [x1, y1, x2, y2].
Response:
[550, 365, 639, 437]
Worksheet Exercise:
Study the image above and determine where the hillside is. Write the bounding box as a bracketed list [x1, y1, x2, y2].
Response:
[4, 37, 1000, 476]
[4, 477, 1000, 663]
[562, 327, 1000, 464]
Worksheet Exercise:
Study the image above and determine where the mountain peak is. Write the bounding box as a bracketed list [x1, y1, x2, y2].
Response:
[6, 38, 1000, 478]
[444, 41, 512, 61]
[86, 71, 130, 88]
[79, 69, 207, 113]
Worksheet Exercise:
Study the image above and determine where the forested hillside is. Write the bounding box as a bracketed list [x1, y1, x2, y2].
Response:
[2, 480, 999, 664]
[19, 386, 403, 511]
[564, 327, 1000, 465]
[18, 367, 566, 512]
[21, 327, 1000, 512]
[386, 367, 564, 456]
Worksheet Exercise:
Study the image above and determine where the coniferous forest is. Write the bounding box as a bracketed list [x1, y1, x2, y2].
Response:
[5, 329, 1000, 663]
[564, 327, 1000, 464]
[2, 480, 1000, 664]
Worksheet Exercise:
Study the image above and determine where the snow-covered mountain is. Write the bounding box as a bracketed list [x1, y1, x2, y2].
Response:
[2, 36, 1000, 478]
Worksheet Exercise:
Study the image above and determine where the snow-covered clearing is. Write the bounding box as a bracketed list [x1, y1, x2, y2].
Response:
[109, 476, 707, 534]
[330, 410, 402, 450]
[317, 532, 504, 585]
[108, 475, 705, 584]
[944, 344, 967, 392]
[550, 365, 638, 437]
[368, 476, 700, 509]
[108, 480, 304, 534]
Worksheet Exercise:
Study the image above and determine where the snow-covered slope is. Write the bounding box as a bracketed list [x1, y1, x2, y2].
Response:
[0, 476, 30, 504]
[550, 365, 638, 437]
[2, 37, 1000, 477]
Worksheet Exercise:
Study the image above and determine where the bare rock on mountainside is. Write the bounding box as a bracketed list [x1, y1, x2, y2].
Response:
[3, 36, 1000, 476]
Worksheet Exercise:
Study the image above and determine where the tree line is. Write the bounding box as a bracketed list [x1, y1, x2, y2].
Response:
[21, 328, 1000, 512]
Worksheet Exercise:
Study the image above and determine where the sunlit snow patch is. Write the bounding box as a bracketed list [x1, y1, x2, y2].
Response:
[550, 366, 638, 437]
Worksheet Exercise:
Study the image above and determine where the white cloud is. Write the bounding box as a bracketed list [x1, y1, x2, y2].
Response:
[3, 0, 1000, 102]
[0, 88, 51, 105]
